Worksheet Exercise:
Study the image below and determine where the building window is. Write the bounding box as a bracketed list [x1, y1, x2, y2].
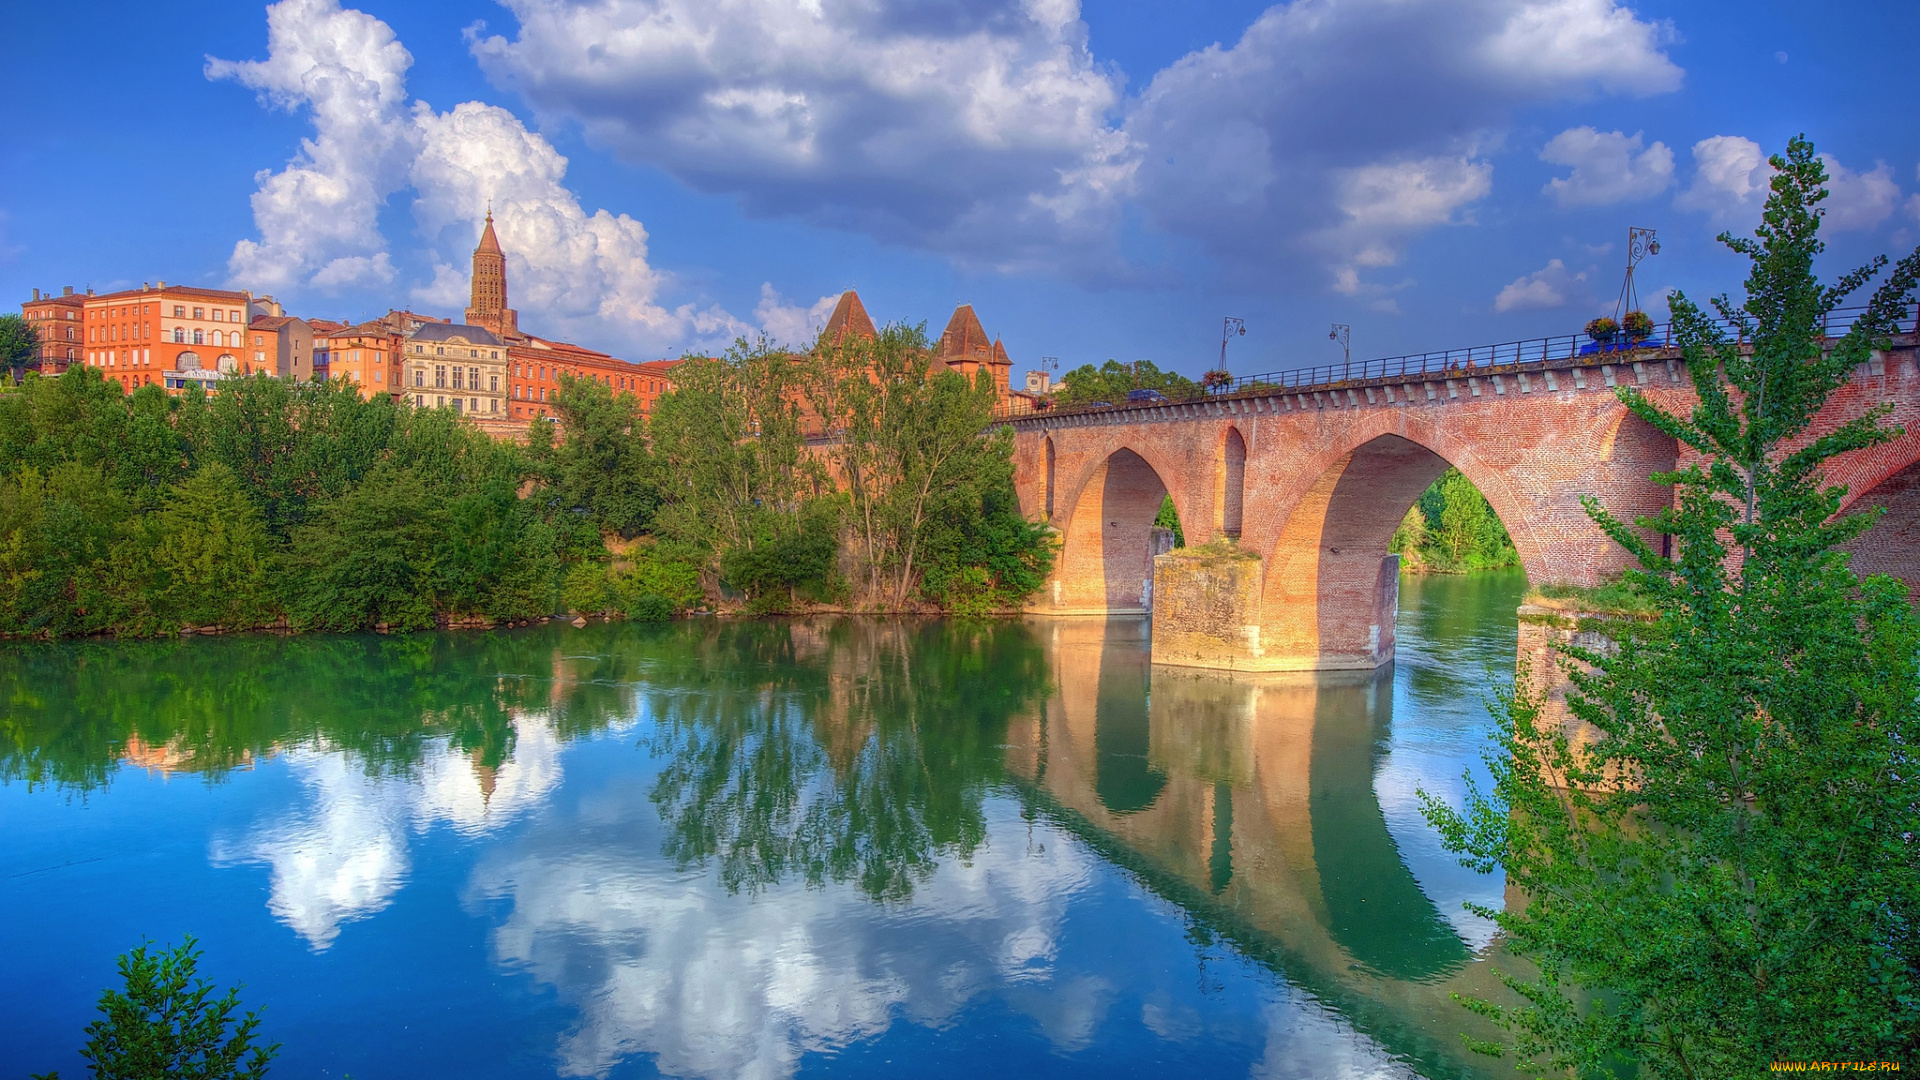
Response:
[540, 387, 547, 402]
[452, 398, 463, 414]
[172, 328, 183, 343]
[415, 394, 424, 407]
[489, 375, 498, 393]
[452, 367, 464, 390]
[468, 367, 478, 388]
[414, 369, 424, 387]
[211, 309, 223, 322]
[436, 346, 445, 356]
[173, 305, 184, 318]
[193, 329, 204, 345]
[435, 365, 446, 388]
[231, 310, 241, 322]
[437, 396, 445, 408]
[375, 369, 383, 384]
[469, 398, 477, 412]
[491, 399, 498, 412]
[193, 307, 204, 319]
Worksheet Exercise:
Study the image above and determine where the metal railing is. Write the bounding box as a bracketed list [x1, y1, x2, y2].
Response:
[995, 303, 1917, 422]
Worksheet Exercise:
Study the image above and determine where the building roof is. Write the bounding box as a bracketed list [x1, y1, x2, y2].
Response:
[326, 319, 395, 341]
[408, 321, 502, 346]
[250, 315, 302, 331]
[308, 318, 346, 334]
[936, 303, 1000, 363]
[89, 284, 251, 305]
[819, 290, 877, 346]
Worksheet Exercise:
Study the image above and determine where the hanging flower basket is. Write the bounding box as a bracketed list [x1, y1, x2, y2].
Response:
[1201, 369, 1233, 391]
[1621, 310, 1654, 341]
[1585, 316, 1620, 343]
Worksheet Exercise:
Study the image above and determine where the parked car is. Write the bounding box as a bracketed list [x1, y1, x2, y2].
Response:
[1126, 388, 1170, 404]
[1088, 400, 1113, 408]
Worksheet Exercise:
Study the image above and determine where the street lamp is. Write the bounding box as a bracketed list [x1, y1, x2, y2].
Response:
[1615, 226, 1659, 319]
[1329, 323, 1350, 365]
[1220, 317, 1245, 370]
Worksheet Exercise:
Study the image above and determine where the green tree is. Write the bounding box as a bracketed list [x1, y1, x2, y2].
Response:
[1423, 136, 1920, 1076]
[279, 465, 450, 631]
[0, 312, 42, 384]
[1054, 358, 1201, 406]
[34, 937, 277, 1080]
[122, 463, 275, 633]
[0, 463, 128, 636]
[547, 373, 659, 536]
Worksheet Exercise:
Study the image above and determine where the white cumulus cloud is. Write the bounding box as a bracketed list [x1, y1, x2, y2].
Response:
[469, 0, 1133, 276]
[1540, 127, 1674, 206]
[206, 0, 416, 295]
[1493, 258, 1588, 312]
[1674, 135, 1769, 227]
[1120, 0, 1680, 292]
[1819, 154, 1901, 232]
[214, 0, 812, 356]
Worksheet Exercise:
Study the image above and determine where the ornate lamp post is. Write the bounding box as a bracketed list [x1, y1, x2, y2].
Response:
[1329, 323, 1351, 366]
[1220, 317, 1245, 370]
[1614, 226, 1659, 319]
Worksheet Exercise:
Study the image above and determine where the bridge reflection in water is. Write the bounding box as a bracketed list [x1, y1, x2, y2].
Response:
[1008, 612, 1524, 1080]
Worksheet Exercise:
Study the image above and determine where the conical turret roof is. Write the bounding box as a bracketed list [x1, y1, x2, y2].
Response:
[819, 289, 877, 346]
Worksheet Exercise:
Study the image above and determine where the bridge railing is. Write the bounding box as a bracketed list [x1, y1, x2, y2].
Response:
[996, 302, 1917, 421]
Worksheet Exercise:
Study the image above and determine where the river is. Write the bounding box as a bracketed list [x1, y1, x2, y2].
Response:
[1, 570, 1530, 1080]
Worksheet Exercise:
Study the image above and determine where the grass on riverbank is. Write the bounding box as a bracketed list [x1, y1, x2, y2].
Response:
[1525, 580, 1659, 618]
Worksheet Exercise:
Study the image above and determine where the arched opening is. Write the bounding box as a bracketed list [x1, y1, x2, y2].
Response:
[1053, 448, 1177, 613]
[1044, 436, 1056, 520]
[176, 351, 202, 371]
[1843, 458, 1920, 593]
[1221, 427, 1246, 539]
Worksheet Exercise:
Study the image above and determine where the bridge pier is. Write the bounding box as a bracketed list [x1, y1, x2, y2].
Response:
[1151, 546, 1401, 671]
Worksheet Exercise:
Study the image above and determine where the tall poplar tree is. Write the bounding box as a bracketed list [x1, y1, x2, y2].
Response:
[1425, 137, 1920, 1075]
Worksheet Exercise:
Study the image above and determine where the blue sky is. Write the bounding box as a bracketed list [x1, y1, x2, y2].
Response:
[4, 0, 1917, 374]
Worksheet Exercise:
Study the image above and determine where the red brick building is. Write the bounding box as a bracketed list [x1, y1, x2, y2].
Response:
[20, 287, 85, 374]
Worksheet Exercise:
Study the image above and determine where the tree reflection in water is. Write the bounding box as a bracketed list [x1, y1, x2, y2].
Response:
[642, 618, 1052, 901]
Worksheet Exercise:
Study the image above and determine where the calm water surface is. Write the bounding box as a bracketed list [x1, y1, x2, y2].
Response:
[2, 572, 1529, 1080]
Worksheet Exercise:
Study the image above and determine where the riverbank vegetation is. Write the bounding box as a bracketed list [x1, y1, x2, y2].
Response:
[1389, 468, 1520, 573]
[0, 325, 1053, 638]
[1423, 136, 1920, 1075]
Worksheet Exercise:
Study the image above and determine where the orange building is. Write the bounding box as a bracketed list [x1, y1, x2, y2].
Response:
[62, 283, 273, 393]
[323, 318, 403, 399]
[21, 287, 85, 374]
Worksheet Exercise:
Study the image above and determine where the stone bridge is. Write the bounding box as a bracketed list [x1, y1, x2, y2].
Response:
[1006, 342, 1920, 671]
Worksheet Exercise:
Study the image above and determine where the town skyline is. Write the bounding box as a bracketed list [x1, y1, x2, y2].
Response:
[5, 0, 1919, 376]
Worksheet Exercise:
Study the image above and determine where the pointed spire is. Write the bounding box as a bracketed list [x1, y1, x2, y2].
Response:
[477, 208, 502, 255]
[818, 289, 877, 346]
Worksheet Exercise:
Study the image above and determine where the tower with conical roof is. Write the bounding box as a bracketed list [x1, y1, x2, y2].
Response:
[466, 208, 519, 339]
[934, 303, 1011, 399]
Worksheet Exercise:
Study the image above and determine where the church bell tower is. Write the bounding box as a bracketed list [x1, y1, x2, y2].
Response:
[466, 208, 519, 339]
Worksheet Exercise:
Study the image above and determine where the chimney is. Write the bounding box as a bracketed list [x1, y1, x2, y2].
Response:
[158, 281, 166, 288]
[32, 288, 39, 301]
[86, 287, 94, 296]
[63, 286, 73, 296]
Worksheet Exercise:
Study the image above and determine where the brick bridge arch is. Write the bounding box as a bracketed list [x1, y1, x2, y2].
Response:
[1045, 437, 1200, 614]
[1010, 344, 1920, 670]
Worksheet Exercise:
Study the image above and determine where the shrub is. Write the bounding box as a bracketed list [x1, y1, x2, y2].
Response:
[627, 594, 675, 622]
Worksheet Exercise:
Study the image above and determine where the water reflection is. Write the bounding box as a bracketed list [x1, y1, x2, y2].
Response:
[1007, 616, 1518, 1079]
[2, 588, 1527, 1080]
